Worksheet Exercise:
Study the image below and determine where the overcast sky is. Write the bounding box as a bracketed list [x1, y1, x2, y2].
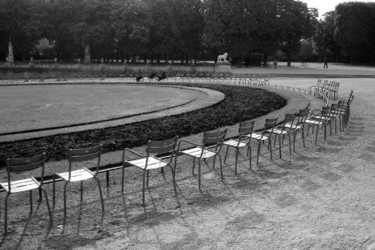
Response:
[300, 0, 375, 17]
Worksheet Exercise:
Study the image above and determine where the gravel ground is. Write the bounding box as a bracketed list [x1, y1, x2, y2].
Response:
[1, 73, 375, 250]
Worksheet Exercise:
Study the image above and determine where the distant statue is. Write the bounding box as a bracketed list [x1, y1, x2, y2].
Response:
[6, 41, 14, 63]
[217, 52, 228, 62]
[84, 45, 91, 63]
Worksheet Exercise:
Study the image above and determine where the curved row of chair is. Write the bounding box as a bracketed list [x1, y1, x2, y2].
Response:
[309, 79, 340, 100]
[0, 88, 354, 236]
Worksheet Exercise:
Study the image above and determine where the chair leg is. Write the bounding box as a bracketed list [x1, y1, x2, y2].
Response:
[288, 134, 292, 154]
[94, 177, 105, 216]
[121, 166, 125, 194]
[278, 135, 282, 159]
[269, 138, 273, 160]
[41, 188, 53, 227]
[248, 146, 252, 170]
[4, 193, 9, 235]
[63, 181, 69, 227]
[38, 187, 42, 202]
[80, 181, 83, 203]
[218, 154, 224, 181]
[29, 190, 33, 214]
[198, 160, 202, 191]
[53, 174, 56, 209]
[324, 122, 327, 140]
[142, 171, 146, 206]
[301, 127, 306, 147]
[212, 155, 216, 169]
[224, 146, 230, 163]
[315, 125, 319, 144]
[192, 158, 196, 176]
[146, 170, 150, 187]
[169, 165, 177, 197]
[234, 148, 239, 175]
[257, 141, 261, 166]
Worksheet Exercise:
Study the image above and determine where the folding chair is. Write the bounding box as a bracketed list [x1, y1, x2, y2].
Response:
[249, 118, 278, 165]
[122, 136, 178, 206]
[53, 144, 104, 227]
[1, 153, 53, 235]
[223, 120, 254, 174]
[178, 128, 227, 191]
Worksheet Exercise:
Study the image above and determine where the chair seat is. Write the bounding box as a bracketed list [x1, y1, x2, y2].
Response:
[284, 124, 302, 129]
[57, 168, 94, 182]
[305, 119, 323, 125]
[181, 147, 216, 158]
[128, 157, 168, 170]
[311, 115, 331, 120]
[0, 178, 40, 193]
[249, 133, 269, 140]
[223, 139, 247, 148]
[266, 128, 288, 135]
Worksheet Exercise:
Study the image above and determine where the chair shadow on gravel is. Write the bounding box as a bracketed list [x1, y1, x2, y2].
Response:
[0, 201, 53, 249]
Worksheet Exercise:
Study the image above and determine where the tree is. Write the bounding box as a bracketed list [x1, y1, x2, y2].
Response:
[313, 11, 340, 62]
[0, 0, 39, 60]
[278, 0, 318, 66]
[334, 2, 375, 63]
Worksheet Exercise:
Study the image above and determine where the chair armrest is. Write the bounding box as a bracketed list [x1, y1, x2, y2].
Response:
[177, 139, 200, 152]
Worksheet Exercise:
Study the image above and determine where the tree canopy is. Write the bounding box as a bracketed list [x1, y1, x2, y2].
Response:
[1, 0, 320, 65]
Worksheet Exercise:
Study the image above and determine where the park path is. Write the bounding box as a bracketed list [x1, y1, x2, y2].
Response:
[74, 78, 375, 250]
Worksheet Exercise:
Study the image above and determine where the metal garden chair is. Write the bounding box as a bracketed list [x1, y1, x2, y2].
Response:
[265, 114, 295, 159]
[178, 128, 227, 191]
[53, 144, 104, 227]
[122, 136, 178, 206]
[249, 118, 278, 165]
[1, 153, 53, 235]
[223, 120, 254, 174]
[305, 107, 331, 144]
[288, 107, 310, 150]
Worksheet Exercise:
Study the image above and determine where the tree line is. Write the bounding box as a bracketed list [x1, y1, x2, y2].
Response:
[1, 0, 374, 65]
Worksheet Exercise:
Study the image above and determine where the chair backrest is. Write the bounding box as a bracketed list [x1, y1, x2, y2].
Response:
[264, 117, 278, 130]
[321, 106, 331, 117]
[68, 144, 102, 178]
[239, 120, 255, 136]
[203, 128, 227, 146]
[296, 108, 310, 124]
[6, 152, 46, 192]
[146, 136, 178, 156]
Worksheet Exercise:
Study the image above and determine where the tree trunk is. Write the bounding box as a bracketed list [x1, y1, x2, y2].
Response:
[287, 53, 292, 67]
[263, 53, 268, 67]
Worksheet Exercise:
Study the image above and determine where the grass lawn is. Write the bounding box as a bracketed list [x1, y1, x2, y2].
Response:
[0, 83, 286, 165]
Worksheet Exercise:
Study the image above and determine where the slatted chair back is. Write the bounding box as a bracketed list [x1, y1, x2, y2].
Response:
[146, 137, 178, 164]
[282, 114, 296, 132]
[321, 106, 331, 118]
[264, 118, 278, 131]
[203, 128, 227, 146]
[6, 153, 46, 193]
[239, 120, 255, 136]
[68, 144, 102, 179]
[296, 108, 310, 124]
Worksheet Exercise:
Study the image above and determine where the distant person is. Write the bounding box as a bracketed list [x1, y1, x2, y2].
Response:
[136, 69, 143, 82]
[148, 72, 156, 79]
[323, 57, 328, 69]
[273, 59, 278, 69]
[157, 71, 167, 81]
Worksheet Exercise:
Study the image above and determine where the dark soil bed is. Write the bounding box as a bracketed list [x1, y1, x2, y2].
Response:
[0, 83, 286, 166]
